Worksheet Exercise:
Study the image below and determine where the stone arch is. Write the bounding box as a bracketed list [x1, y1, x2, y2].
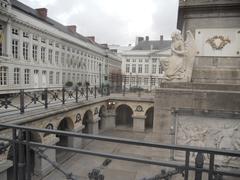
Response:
[82, 110, 94, 133]
[56, 117, 74, 162]
[145, 106, 154, 130]
[116, 104, 133, 128]
[7, 131, 42, 180]
[98, 105, 106, 131]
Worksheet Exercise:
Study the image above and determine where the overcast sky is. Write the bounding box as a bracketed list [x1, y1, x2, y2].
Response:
[19, 0, 179, 46]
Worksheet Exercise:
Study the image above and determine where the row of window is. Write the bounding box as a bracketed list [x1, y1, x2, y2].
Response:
[126, 58, 160, 63]
[124, 77, 162, 86]
[0, 66, 100, 86]
[126, 64, 164, 74]
[11, 39, 105, 72]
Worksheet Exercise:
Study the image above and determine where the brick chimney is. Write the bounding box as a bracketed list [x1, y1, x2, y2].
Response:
[66, 25, 77, 33]
[87, 36, 95, 42]
[36, 8, 48, 18]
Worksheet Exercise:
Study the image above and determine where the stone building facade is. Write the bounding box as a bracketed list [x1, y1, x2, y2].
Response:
[0, 0, 121, 92]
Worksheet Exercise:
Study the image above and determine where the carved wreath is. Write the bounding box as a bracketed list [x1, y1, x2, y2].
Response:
[206, 35, 231, 50]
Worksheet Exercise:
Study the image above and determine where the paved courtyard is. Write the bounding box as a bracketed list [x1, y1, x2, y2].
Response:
[42, 128, 170, 180]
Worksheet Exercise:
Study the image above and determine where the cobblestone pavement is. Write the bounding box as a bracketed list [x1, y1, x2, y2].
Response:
[42, 128, 170, 180]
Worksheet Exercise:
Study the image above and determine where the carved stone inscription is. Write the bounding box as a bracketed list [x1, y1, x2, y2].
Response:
[176, 115, 240, 166]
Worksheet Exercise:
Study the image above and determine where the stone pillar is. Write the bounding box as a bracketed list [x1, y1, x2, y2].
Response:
[103, 110, 116, 130]
[72, 125, 84, 148]
[0, 160, 12, 180]
[5, 21, 11, 58]
[133, 115, 146, 132]
[88, 116, 100, 134]
[34, 137, 58, 177]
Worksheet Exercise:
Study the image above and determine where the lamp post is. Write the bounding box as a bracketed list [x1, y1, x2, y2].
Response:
[130, 72, 132, 90]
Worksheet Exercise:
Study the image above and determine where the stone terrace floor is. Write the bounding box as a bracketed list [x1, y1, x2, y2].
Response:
[42, 128, 169, 180]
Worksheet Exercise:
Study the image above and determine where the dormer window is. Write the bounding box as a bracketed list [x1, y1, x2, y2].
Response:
[41, 38, 46, 43]
[33, 34, 38, 41]
[23, 32, 29, 38]
[49, 40, 53, 46]
[12, 28, 18, 35]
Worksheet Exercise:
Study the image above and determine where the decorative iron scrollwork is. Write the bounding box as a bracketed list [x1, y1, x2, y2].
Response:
[135, 105, 143, 112]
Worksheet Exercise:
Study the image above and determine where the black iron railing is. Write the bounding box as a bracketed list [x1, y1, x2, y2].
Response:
[0, 123, 239, 180]
[0, 85, 110, 114]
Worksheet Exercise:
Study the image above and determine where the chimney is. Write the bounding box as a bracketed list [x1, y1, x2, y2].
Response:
[160, 35, 164, 41]
[135, 37, 144, 45]
[101, 44, 109, 49]
[66, 25, 77, 33]
[145, 36, 149, 41]
[36, 8, 48, 18]
[86, 36, 95, 42]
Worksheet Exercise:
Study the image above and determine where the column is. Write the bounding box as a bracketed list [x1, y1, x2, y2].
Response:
[133, 115, 146, 132]
[88, 116, 100, 134]
[34, 136, 58, 177]
[72, 125, 84, 148]
[103, 109, 116, 130]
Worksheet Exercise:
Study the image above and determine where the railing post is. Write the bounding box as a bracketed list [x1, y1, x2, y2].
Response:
[26, 130, 31, 180]
[18, 129, 26, 180]
[75, 86, 79, 103]
[208, 153, 215, 180]
[62, 87, 65, 104]
[86, 85, 89, 100]
[12, 128, 18, 180]
[94, 86, 97, 98]
[20, 89, 24, 114]
[184, 151, 190, 180]
[44, 88, 48, 109]
[195, 152, 204, 180]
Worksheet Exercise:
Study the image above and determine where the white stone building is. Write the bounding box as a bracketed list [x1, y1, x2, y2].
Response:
[120, 36, 171, 90]
[0, 0, 121, 92]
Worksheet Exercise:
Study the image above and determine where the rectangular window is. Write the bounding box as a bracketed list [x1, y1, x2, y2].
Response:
[126, 64, 130, 73]
[77, 74, 80, 82]
[56, 72, 60, 84]
[139, 59, 142, 63]
[24, 69, 30, 84]
[62, 72, 66, 84]
[144, 78, 148, 85]
[131, 77, 136, 85]
[48, 49, 53, 64]
[32, 45, 38, 61]
[0, 66, 8, 85]
[132, 64, 136, 73]
[55, 51, 59, 65]
[23, 42, 29, 60]
[152, 64, 156, 74]
[61, 53, 65, 66]
[49, 71, 53, 84]
[138, 64, 142, 73]
[72, 73, 75, 82]
[12, 39, 18, 59]
[145, 64, 149, 73]
[14, 68, 20, 85]
[126, 59, 130, 62]
[152, 58, 157, 63]
[68, 73, 71, 81]
[145, 59, 149, 63]
[132, 59, 136, 62]
[151, 77, 156, 85]
[41, 47, 46, 62]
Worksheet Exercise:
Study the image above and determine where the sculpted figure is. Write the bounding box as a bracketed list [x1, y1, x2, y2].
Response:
[164, 31, 196, 82]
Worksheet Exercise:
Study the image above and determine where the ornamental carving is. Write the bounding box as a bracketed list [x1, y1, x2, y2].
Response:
[135, 105, 143, 112]
[75, 113, 81, 123]
[206, 35, 231, 50]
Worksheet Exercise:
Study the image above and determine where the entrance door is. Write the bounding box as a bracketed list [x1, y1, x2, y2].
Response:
[42, 71, 47, 88]
[33, 70, 39, 88]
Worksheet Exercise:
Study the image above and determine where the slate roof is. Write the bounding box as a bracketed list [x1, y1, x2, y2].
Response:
[132, 40, 171, 51]
[11, 0, 106, 50]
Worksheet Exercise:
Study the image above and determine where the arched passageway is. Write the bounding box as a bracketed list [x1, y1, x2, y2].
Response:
[82, 110, 93, 133]
[7, 132, 42, 180]
[56, 117, 74, 162]
[116, 104, 133, 128]
[98, 105, 106, 131]
[145, 107, 154, 130]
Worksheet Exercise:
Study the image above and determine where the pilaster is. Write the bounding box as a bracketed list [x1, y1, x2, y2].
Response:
[132, 115, 146, 132]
